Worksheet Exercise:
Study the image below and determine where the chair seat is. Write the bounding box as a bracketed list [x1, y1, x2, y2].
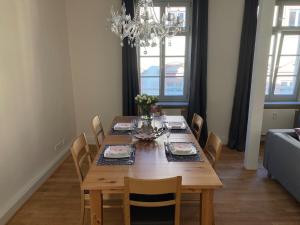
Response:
[130, 194, 175, 225]
[131, 206, 175, 225]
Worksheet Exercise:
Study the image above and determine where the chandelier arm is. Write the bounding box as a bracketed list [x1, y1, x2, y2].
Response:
[109, 0, 182, 48]
[149, 0, 160, 24]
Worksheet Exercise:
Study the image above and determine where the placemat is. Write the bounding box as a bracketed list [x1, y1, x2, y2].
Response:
[164, 143, 202, 162]
[97, 145, 136, 165]
[164, 121, 191, 134]
[110, 128, 133, 135]
[169, 128, 191, 134]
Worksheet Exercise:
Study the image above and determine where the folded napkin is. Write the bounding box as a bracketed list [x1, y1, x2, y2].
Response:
[170, 143, 196, 155]
[104, 145, 131, 158]
[165, 143, 201, 162]
[114, 123, 133, 130]
[167, 122, 186, 129]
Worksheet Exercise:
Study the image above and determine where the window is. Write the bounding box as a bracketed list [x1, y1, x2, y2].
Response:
[138, 0, 191, 102]
[266, 1, 300, 101]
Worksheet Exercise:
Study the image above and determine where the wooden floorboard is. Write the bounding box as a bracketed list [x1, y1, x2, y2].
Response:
[6, 146, 300, 225]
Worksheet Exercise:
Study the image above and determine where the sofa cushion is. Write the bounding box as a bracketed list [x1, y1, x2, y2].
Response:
[264, 131, 300, 202]
[289, 131, 299, 141]
[294, 128, 300, 140]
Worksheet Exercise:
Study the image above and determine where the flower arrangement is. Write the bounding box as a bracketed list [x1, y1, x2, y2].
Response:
[135, 94, 159, 119]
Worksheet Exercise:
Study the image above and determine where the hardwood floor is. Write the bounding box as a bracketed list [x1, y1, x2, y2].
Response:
[6, 147, 300, 225]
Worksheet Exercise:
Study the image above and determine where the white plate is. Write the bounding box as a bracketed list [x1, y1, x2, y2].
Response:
[104, 145, 132, 158]
[134, 133, 156, 141]
[169, 142, 198, 156]
[166, 122, 186, 130]
[113, 123, 134, 131]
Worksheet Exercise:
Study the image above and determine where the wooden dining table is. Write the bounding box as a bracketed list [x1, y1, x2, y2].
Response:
[81, 116, 223, 225]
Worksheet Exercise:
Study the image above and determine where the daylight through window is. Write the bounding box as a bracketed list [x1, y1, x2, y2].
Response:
[139, 0, 191, 101]
[266, 1, 300, 101]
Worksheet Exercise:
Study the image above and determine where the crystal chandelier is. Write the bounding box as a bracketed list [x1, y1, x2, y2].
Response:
[109, 0, 183, 50]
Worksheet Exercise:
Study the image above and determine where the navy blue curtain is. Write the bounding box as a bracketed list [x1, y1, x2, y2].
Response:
[228, 0, 259, 151]
[122, 0, 139, 116]
[187, 0, 209, 147]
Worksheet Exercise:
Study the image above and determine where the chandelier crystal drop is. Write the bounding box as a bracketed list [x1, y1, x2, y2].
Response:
[109, 0, 183, 50]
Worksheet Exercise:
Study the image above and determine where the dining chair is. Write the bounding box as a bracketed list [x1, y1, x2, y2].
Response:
[203, 133, 222, 225]
[204, 132, 223, 169]
[124, 176, 182, 225]
[91, 115, 105, 152]
[182, 133, 222, 208]
[70, 133, 121, 225]
[191, 113, 204, 143]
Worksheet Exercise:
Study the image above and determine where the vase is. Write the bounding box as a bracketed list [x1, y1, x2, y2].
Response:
[139, 105, 152, 121]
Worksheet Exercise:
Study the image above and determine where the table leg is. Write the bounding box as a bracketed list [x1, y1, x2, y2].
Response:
[90, 190, 103, 225]
[201, 189, 214, 225]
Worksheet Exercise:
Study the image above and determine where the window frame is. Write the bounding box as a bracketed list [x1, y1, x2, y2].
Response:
[266, 0, 300, 101]
[137, 0, 192, 102]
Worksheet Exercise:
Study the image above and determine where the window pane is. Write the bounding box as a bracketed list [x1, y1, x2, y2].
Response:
[165, 57, 184, 75]
[141, 77, 160, 96]
[269, 35, 275, 55]
[164, 77, 184, 96]
[277, 56, 300, 75]
[281, 35, 300, 55]
[274, 76, 296, 95]
[165, 36, 186, 56]
[273, 6, 278, 27]
[267, 56, 273, 74]
[165, 7, 186, 28]
[140, 57, 160, 76]
[282, 6, 300, 27]
[265, 76, 270, 95]
[140, 38, 160, 56]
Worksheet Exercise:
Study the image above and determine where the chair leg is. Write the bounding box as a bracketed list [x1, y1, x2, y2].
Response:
[199, 193, 202, 223]
[80, 192, 85, 225]
[213, 208, 215, 225]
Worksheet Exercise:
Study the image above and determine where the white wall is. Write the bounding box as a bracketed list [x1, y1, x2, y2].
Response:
[0, 0, 76, 223]
[262, 109, 295, 134]
[244, 0, 275, 170]
[66, 0, 122, 142]
[207, 0, 245, 142]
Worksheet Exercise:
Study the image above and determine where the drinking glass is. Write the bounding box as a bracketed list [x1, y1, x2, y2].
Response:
[165, 127, 171, 145]
[130, 119, 138, 144]
[131, 119, 138, 128]
[161, 114, 167, 124]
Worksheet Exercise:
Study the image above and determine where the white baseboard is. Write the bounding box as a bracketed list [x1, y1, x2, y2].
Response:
[0, 144, 71, 225]
[220, 135, 228, 145]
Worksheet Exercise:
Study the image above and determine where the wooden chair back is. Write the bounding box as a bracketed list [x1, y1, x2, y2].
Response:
[191, 113, 204, 142]
[91, 115, 105, 151]
[204, 132, 223, 169]
[70, 133, 92, 184]
[124, 176, 182, 225]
